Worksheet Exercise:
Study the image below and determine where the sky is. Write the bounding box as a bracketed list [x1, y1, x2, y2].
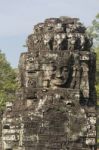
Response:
[0, 0, 99, 68]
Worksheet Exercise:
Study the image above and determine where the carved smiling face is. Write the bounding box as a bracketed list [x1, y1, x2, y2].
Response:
[24, 51, 72, 89]
[42, 63, 69, 88]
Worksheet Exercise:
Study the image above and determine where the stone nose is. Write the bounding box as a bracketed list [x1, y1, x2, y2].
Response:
[56, 70, 62, 78]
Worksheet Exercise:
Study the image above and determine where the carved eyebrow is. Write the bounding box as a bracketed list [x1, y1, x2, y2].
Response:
[63, 66, 68, 69]
[60, 66, 68, 68]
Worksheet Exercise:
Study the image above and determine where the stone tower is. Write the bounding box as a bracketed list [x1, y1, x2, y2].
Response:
[2, 17, 96, 150]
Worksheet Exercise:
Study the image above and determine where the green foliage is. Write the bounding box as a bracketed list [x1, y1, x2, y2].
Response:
[0, 50, 17, 110]
[96, 47, 99, 98]
[87, 13, 99, 99]
[87, 13, 99, 47]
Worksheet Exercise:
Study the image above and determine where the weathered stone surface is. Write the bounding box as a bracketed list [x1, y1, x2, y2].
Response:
[2, 17, 96, 150]
[26, 17, 92, 52]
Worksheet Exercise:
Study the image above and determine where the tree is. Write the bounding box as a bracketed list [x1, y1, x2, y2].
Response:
[0, 50, 17, 110]
[87, 13, 99, 48]
[87, 13, 99, 98]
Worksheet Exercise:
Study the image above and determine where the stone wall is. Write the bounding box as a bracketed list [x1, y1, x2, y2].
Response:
[1, 17, 96, 150]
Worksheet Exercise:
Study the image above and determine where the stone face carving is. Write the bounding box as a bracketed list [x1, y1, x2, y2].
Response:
[2, 17, 96, 150]
[40, 52, 72, 88]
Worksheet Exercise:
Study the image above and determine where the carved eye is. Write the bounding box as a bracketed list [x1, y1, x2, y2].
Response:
[62, 67, 68, 72]
[32, 70, 37, 73]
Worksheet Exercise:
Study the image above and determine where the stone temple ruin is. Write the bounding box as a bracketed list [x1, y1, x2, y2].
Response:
[1, 17, 96, 150]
